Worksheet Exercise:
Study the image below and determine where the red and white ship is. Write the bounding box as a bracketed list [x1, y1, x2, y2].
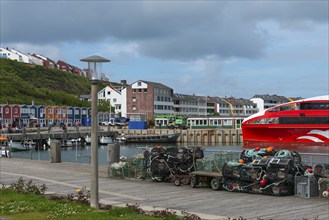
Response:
[242, 95, 329, 147]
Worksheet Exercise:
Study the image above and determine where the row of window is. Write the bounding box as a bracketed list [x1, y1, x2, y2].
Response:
[279, 117, 329, 124]
[132, 89, 148, 93]
[300, 103, 329, 110]
[156, 96, 172, 102]
[1, 108, 86, 115]
[154, 105, 173, 110]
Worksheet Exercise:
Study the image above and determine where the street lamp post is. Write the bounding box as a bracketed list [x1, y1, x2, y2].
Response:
[80, 55, 110, 209]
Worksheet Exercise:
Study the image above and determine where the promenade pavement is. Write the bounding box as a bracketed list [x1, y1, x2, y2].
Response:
[0, 158, 328, 220]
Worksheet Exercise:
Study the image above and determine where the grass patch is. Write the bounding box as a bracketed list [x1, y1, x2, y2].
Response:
[0, 189, 179, 220]
[1, 178, 200, 220]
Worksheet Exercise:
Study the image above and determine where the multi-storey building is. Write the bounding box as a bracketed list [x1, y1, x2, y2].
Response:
[98, 85, 123, 115]
[250, 94, 289, 111]
[173, 93, 208, 116]
[10, 49, 31, 63]
[210, 97, 233, 116]
[0, 48, 20, 61]
[208, 97, 258, 117]
[122, 80, 174, 121]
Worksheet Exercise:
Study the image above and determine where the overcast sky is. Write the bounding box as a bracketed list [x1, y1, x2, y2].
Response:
[1, 0, 328, 99]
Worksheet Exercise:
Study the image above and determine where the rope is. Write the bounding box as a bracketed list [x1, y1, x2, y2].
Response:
[274, 150, 292, 158]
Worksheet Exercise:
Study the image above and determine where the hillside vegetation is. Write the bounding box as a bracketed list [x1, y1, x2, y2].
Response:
[0, 59, 99, 107]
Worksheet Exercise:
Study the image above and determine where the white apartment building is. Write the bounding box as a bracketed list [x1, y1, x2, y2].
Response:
[97, 86, 122, 115]
[10, 49, 31, 63]
[0, 47, 20, 61]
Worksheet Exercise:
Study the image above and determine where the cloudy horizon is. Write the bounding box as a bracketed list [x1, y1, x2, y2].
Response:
[1, 0, 328, 99]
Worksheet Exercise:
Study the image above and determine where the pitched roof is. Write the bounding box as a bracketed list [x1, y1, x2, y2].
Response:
[138, 80, 173, 90]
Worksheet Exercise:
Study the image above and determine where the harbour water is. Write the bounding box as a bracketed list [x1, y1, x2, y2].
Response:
[7, 142, 329, 166]
[9, 142, 243, 164]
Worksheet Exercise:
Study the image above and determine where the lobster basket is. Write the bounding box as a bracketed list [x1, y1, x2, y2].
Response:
[318, 178, 329, 199]
[222, 162, 243, 180]
[195, 158, 215, 172]
[295, 176, 319, 198]
[314, 163, 329, 178]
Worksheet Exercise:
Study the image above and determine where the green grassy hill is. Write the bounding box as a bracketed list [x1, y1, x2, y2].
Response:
[0, 59, 94, 107]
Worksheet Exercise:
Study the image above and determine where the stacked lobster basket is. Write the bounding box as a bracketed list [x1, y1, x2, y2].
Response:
[222, 147, 305, 196]
[108, 146, 329, 198]
[144, 146, 204, 186]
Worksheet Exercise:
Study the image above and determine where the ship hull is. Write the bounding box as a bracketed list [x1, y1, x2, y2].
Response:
[242, 95, 329, 149]
[242, 125, 329, 147]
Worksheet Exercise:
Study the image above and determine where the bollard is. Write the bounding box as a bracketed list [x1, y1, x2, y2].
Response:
[50, 141, 61, 163]
[107, 143, 120, 165]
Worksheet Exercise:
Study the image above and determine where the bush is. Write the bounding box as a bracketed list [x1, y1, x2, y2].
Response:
[2, 177, 47, 195]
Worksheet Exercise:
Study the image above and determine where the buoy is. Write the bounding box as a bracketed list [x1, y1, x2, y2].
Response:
[266, 146, 273, 153]
[239, 159, 244, 164]
[307, 167, 313, 173]
[255, 147, 260, 151]
[260, 179, 266, 186]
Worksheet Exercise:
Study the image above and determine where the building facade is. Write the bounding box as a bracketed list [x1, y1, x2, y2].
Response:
[173, 93, 208, 116]
[250, 94, 289, 111]
[125, 80, 174, 121]
[97, 86, 122, 115]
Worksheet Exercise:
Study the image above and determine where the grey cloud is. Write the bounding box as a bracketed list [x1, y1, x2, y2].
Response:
[1, 1, 327, 61]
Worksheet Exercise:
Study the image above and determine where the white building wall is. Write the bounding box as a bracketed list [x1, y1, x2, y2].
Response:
[250, 98, 264, 112]
[97, 86, 123, 115]
[27, 54, 43, 66]
[0, 48, 20, 61]
[10, 49, 30, 63]
[121, 88, 127, 118]
[132, 81, 148, 89]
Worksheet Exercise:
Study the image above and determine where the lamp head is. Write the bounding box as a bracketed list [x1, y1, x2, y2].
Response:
[80, 55, 110, 81]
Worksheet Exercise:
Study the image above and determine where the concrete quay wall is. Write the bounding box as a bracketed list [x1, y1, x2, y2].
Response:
[116, 128, 243, 144]
[3, 126, 243, 144]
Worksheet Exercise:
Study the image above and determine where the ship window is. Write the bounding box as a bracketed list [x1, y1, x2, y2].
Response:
[300, 102, 329, 110]
[279, 117, 329, 124]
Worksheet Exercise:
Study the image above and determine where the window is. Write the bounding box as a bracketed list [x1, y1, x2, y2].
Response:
[138, 82, 142, 86]
[113, 98, 117, 103]
[144, 89, 147, 93]
[132, 97, 136, 102]
[132, 106, 136, 110]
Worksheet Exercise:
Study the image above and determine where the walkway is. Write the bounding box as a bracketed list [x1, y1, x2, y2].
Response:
[0, 158, 328, 220]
